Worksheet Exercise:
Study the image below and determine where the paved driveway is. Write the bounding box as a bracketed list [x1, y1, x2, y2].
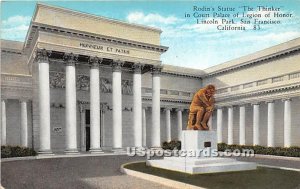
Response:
[2, 154, 299, 189]
[1, 155, 173, 189]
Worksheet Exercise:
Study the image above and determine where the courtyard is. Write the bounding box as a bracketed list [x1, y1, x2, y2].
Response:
[1, 154, 300, 189]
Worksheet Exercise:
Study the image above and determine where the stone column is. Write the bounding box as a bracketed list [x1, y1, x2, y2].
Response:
[217, 108, 223, 143]
[142, 107, 147, 147]
[133, 64, 143, 147]
[267, 101, 275, 147]
[1, 99, 7, 145]
[112, 60, 123, 151]
[151, 66, 162, 147]
[227, 106, 233, 145]
[64, 53, 78, 154]
[20, 99, 28, 147]
[208, 114, 213, 129]
[100, 104, 106, 147]
[283, 99, 292, 147]
[253, 103, 260, 146]
[37, 49, 52, 154]
[89, 57, 103, 153]
[79, 103, 86, 152]
[176, 108, 183, 141]
[165, 107, 171, 142]
[239, 105, 246, 145]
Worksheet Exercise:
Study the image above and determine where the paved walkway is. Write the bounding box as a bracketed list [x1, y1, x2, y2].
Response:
[1, 154, 299, 189]
[1, 155, 172, 189]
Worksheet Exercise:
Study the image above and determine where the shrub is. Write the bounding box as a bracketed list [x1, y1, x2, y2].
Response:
[162, 140, 181, 150]
[217, 143, 300, 157]
[1, 145, 37, 158]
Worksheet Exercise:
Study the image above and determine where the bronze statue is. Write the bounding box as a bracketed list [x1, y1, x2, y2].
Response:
[187, 85, 216, 130]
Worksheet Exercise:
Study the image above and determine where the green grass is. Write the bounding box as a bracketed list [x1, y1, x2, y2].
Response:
[124, 162, 300, 189]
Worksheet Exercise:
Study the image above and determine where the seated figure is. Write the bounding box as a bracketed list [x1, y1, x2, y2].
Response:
[187, 84, 216, 130]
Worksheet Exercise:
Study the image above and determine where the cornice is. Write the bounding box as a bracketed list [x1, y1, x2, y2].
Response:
[25, 22, 168, 54]
[1, 49, 23, 55]
[203, 47, 300, 78]
[215, 83, 300, 106]
[160, 71, 202, 79]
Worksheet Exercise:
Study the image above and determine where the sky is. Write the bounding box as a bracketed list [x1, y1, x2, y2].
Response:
[1, 0, 300, 69]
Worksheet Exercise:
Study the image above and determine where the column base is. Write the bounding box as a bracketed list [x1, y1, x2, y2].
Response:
[149, 147, 163, 152]
[38, 150, 54, 156]
[89, 148, 104, 154]
[64, 149, 79, 155]
[112, 148, 126, 154]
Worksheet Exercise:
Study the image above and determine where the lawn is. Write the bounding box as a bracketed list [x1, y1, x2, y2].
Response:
[124, 162, 300, 189]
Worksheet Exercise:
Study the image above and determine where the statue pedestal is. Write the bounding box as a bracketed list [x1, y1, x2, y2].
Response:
[182, 130, 217, 152]
[146, 130, 257, 174]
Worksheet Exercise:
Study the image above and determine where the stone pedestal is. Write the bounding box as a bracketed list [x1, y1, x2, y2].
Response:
[146, 130, 257, 174]
[182, 130, 217, 152]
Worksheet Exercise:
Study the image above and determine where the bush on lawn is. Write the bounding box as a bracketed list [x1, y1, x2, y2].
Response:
[162, 140, 181, 150]
[1, 145, 37, 158]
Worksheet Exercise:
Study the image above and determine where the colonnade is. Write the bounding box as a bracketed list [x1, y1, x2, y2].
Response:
[216, 99, 292, 147]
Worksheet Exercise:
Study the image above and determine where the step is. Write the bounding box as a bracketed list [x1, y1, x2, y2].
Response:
[163, 157, 236, 165]
[146, 159, 257, 174]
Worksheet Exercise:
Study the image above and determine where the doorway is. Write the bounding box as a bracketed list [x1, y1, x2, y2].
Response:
[85, 110, 90, 151]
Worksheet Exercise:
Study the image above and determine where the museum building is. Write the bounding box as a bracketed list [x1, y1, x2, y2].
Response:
[1, 4, 300, 154]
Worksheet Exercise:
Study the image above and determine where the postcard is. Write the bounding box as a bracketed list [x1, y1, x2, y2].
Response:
[1, 1, 299, 189]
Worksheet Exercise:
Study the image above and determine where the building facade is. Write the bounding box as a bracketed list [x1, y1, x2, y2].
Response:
[1, 4, 300, 154]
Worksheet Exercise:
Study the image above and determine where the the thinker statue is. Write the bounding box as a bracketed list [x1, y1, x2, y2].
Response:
[187, 84, 216, 130]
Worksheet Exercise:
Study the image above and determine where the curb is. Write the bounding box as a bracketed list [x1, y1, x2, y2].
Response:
[120, 161, 206, 189]
[253, 154, 300, 161]
[258, 164, 300, 172]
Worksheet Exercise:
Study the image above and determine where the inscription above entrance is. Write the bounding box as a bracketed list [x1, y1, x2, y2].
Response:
[79, 43, 130, 55]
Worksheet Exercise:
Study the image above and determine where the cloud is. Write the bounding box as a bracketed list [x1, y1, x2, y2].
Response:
[126, 11, 299, 69]
[127, 11, 182, 25]
[1, 15, 31, 41]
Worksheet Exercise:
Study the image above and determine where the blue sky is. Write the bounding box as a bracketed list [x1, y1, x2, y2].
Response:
[1, 1, 300, 69]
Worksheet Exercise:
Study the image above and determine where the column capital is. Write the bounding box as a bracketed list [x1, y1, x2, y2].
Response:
[19, 98, 30, 103]
[132, 63, 144, 74]
[1, 99, 8, 103]
[100, 104, 108, 112]
[175, 107, 184, 112]
[63, 53, 78, 66]
[163, 107, 172, 112]
[265, 100, 275, 104]
[239, 103, 248, 107]
[142, 105, 150, 110]
[215, 105, 224, 109]
[251, 102, 261, 106]
[282, 98, 292, 102]
[151, 65, 163, 75]
[112, 60, 124, 72]
[89, 56, 103, 68]
[36, 48, 51, 63]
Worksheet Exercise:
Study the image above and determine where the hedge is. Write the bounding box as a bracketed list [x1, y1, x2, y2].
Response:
[162, 141, 300, 157]
[218, 143, 300, 157]
[1, 146, 37, 158]
[162, 140, 181, 150]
